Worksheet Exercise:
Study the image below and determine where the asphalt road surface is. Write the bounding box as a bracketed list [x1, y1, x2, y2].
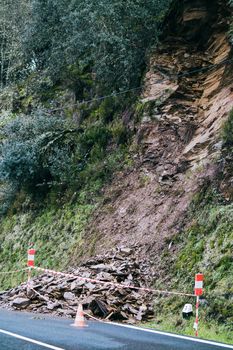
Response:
[0, 310, 232, 350]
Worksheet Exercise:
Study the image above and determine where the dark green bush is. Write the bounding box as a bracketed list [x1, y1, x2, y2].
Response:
[79, 123, 110, 154]
[0, 109, 129, 199]
[0, 113, 75, 192]
[23, 0, 172, 94]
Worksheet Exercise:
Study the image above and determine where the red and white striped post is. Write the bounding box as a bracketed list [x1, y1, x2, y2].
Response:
[27, 248, 36, 268]
[27, 246, 36, 291]
[194, 273, 204, 337]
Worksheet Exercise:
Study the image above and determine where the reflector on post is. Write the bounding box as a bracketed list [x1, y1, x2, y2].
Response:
[195, 273, 203, 296]
[27, 249, 36, 267]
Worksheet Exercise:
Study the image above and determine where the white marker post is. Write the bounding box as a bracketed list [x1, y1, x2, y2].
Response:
[194, 273, 204, 337]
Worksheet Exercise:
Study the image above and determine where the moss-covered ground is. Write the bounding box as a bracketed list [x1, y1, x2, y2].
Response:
[0, 201, 94, 290]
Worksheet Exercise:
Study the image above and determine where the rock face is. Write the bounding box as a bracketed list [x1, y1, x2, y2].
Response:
[0, 247, 154, 323]
[80, 0, 233, 262]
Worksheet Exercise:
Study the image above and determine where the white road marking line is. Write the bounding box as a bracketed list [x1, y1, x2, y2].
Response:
[0, 329, 65, 350]
[109, 322, 233, 349]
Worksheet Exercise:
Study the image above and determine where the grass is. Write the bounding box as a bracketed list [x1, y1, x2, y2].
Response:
[0, 133, 133, 291]
[143, 316, 233, 345]
[0, 201, 95, 290]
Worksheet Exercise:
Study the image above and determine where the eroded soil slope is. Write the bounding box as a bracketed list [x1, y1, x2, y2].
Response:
[83, 0, 233, 260]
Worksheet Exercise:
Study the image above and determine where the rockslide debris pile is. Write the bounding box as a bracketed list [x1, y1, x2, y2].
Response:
[0, 247, 154, 323]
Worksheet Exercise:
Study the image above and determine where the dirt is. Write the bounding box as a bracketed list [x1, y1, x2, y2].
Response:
[81, 0, 233, 265]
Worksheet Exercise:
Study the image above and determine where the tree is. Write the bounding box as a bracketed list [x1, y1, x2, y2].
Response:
[0, 111, 112, 193]
[23, 0, 69, 76]
[23, 0, 171, 94]
[0, 113, 76, 191]
[0, 0, 29, 89]
[70, 0, 171, 91]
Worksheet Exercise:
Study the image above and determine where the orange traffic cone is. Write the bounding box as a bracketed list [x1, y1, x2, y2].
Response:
[71, 304, 87, 328]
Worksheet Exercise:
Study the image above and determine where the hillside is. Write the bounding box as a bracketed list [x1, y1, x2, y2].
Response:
[81, 0, 233, 338]
[88, 0, 233, 255]
[0, 0, 233, 342]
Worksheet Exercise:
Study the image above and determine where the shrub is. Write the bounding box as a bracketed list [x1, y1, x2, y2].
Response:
[0, 113, 75, 192]
[23, 0, 172, 93]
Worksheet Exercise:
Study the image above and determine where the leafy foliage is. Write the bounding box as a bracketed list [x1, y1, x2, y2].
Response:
[0, 114, 75, 191]
[0, 108, 130, 197]
[23, 0, 171, 94]
[0, 0, 29, 88]
[23, 0, 67, 74]
[0, 1, 172, 202]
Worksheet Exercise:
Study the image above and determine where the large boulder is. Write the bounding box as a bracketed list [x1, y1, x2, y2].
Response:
[11, 297, 30, 309]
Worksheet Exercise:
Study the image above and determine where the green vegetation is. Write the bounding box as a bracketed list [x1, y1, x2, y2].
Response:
[0, 96, 133, 211]
[0, 102, 132, 290]
[0, 0, 172, 220]
[0, 114, 74, 192]
[0, 0, 172, 217]
[144, 318, 233, 345]
[22, 0, 171, 94]
[230, 0, 233, 43]
[0, 200, 94, 290]
[152, 185, 233, 341]
[144, 110, 233, 342]
[0, 0, 171, 94]
[0, 0, 29, 88]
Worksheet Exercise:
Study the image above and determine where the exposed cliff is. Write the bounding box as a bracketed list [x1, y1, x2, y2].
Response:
[78, 0, 233, 337]
[82, 0, 232, 255]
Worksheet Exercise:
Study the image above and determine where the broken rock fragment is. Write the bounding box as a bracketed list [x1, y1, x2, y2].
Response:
[11, 297, 30, 309]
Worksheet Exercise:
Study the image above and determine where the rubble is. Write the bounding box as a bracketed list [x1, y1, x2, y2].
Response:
[0, 246, 154, 323]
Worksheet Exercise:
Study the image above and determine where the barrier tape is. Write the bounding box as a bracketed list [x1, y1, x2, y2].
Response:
[32, 266, 195, 297]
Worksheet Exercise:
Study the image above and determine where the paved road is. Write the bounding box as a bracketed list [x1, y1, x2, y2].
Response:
[0, 310, 232, 350]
